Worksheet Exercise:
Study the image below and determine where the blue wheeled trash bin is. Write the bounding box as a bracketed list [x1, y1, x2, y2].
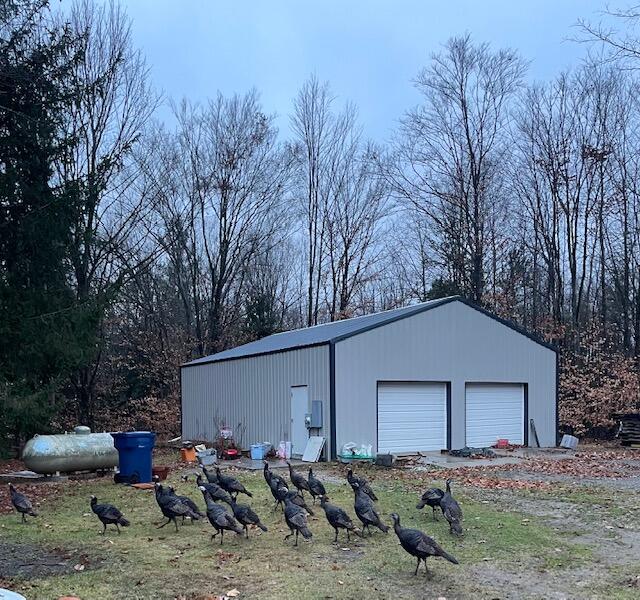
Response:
[111, 431, 156, 484]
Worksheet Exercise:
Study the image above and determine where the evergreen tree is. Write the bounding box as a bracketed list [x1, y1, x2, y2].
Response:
[0, 0, 95, 452]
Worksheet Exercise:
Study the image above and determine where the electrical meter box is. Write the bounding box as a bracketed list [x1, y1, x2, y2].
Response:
[305, 400, 323, 429]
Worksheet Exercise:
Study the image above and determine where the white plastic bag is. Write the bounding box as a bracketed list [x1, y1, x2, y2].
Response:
[277, 441, 292, 459]
[341, 442, 357, 456]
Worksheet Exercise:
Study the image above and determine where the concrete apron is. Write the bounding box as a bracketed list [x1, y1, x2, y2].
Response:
[417, 447, 576, 469]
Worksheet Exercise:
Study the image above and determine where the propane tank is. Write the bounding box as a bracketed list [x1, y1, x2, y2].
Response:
[22, 426, 118, 474]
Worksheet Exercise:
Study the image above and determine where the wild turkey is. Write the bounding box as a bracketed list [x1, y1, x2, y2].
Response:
[154, 483, 201, 531]
[90, 496, 130, 534]
[390, 513, 459, 576]
[226, 498, 268, 538]
[263, 461, 287, 490]
[287, 461, 310, 497]
[196, 475, 233, 505]
[275, 486, 314, 516]
[283, 495, 312, 546]
[440, 479, 463, 536]
[168, 486, 204, 523]
[352, 482, 388, 535]
[347, 469, 378, 501]
[264, 464, 288, 509]
[320, 495, 357, 542]
[307, 468, 326, 504]
[8, 484, 37, 523]
[200, 488, 244, 544]
[202, 465, 219, 484]
[215, 467, 252, 499]
[416, 486, 445, 521]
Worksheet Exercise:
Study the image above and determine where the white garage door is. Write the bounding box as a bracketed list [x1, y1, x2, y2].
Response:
[466, 383, 524, 447]
[377, 382, 447, 454]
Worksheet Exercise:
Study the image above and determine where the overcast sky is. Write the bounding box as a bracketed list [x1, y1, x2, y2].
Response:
[121, 0, 608, 140]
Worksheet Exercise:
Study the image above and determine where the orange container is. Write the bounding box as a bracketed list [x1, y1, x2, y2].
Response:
[180, 447, 196, 462]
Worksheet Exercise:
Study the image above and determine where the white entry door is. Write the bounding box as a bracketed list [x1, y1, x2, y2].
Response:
[377, 382, 447, 454]
[290, 385, 309, 457]
[465, 383, 525, 447]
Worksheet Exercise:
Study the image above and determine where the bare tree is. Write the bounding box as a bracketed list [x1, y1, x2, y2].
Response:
[383, 35, 526, 303]
[291, 76, 352, 324]
[577, 6, 640, 65]
[511, 64, 633, 335]
[54, 0, 159, 425]
[323, 143, 389, 320]
[147, 92, 293, 355]
[242, 241, 300, 339]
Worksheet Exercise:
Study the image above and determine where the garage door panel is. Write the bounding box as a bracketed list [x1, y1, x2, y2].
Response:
[466, 383, 524, 447]
[378, 406, 445, 418]
[378, 382, 447, 453]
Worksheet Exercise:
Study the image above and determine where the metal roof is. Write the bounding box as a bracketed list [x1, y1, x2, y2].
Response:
[182, 295, 556, 368]
[183, 297, 454, 366]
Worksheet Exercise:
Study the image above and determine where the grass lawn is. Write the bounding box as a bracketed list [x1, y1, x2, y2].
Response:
[0, 464, 598, 600]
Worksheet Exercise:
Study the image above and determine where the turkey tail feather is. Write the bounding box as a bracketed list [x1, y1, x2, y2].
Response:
[440, 549, 459, 564]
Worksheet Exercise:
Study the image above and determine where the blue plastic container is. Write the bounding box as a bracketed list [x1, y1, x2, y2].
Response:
[111, 431, 156, 483]
[250, 444, 264, 460]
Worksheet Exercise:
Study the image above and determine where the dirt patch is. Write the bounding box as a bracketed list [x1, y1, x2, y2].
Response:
[0, 541, 98, 579]
[468, 487, 640, 566]
[468, 560, 598, 600]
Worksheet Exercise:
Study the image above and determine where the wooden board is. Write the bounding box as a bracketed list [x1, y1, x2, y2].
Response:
[302, 436, 325, 462]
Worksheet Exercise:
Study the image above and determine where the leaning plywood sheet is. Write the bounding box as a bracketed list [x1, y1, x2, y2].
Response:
[302, 436, 325, 462]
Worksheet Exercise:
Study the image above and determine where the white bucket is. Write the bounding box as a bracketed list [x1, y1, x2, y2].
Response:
[560, 434, 579, 450]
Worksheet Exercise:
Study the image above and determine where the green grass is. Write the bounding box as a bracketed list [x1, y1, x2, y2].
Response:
[0, 470, 595, 599]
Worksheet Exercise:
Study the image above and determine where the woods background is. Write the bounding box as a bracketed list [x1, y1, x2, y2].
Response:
[2, 0, 640, 453]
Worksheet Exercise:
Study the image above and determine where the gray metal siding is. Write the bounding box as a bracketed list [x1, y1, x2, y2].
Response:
[181, 345, 330, 454]
[334, 301, 556, 452]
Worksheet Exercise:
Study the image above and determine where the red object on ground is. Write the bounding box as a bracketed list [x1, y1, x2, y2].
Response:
[131, 483, 155, 490]
[152, 466, 169, 480]
[223, 448, 239, 459]
[496, 439, 509, 448]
